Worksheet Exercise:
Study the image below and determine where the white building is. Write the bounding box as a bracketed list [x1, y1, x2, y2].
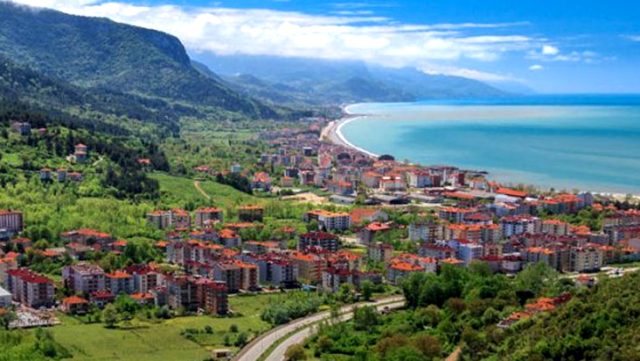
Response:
[0, 286, 11, 307]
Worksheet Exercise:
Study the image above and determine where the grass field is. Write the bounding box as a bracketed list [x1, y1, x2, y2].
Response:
[47, 294, 279, 361]
[151, 172, 259, 210]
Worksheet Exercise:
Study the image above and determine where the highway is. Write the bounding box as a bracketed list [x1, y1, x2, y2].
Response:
[234, 295, 405, 361]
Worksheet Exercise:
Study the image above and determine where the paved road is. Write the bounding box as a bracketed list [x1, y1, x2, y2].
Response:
[234, 296, 404, 361]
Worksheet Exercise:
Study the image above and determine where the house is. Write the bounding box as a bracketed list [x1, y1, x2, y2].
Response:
[61, 228, 114, 248]
[195, 207, 224, 228]
[570, 246, 604, 272]
[298, 232, 340, 252]
[407, 170, 432, 188]
[244, 241, 280, 254]
[212, 262, 242, 293]
[130, 292, 155, 306]
[251, 172, 272, 191]
[500, 215, 541, 237]
[74, 144, 88, 162]
[357, 222, 392, 246]
[146, 209, 191, 230]
[238, 205, 264, 223]
[379, 176, 406, 192]
[361, 171, 382, 188]
[280, 176, 295, 188]
[6, 269, 55, 308]
[10, 121, 31, 135]
[63, 263, 106, 295]
[61, 296, 89, 315]
[350, 208, 389, 225]
[542, 219, 569, 236]
[304, 210, 351, 231]
[40, 168, 52, 181]
[326, 180, 354, 196]
[90, 290, 115, 308]
[419, 244, 456, 260]
[0, 210, 23, 236]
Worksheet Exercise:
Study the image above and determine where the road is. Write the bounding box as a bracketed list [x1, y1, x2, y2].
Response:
[234, 296, 404, 361]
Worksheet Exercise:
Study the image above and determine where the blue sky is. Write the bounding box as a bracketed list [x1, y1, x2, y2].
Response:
[13, 0, 640, 93]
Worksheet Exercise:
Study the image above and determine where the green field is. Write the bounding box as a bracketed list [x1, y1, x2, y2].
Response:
[48, 294, 278, 361]
[151, 172, 259, 210]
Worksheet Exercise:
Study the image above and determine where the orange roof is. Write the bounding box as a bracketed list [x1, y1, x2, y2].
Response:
[219, 229, 238, 239]
[496, 187, 528, 198]
[390, 261, 424, 272]
[131, 292, 154, 301]
[107, 270, 131, 279]
[63, 295, 88, 305]
[350, 208, 379, 224]
[440, 258, 464, 265]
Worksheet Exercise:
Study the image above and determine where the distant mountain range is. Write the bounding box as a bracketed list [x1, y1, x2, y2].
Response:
[0, 1, 517, 135]
[191, 53, 511, 107]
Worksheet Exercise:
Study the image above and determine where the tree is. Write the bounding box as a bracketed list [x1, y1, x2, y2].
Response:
[285, 344, 307, 361]
[234, 332, 248, 347]
[103, 304, 118, 328]
[412, 335, 441, 358]
[361, 280, 374, 301]
[353, 306, 380, 331]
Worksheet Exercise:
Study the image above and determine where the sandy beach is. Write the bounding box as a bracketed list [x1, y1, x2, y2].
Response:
[321, 107, 379, 158]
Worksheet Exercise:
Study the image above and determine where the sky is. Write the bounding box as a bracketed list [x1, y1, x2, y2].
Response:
[9, 0, 640, 93]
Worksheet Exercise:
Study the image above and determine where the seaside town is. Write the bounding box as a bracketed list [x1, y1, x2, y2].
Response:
[1, 115, 639, 347]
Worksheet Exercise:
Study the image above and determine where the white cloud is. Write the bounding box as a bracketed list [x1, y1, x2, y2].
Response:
[420, 65, 517, 83]
[623, 35, 640, 42]
[8, 0, 544, 73]
[529, 64, 543, 71]
[541, 45, 559, 55]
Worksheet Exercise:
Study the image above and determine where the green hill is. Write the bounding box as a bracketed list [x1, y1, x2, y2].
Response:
[0, 2, 279, 120]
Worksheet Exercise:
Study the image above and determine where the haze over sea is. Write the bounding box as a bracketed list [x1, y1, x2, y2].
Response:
[342, 95, 640, 194]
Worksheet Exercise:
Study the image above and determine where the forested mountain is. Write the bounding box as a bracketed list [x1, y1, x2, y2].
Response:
[192, 53, 508, 107]
[0, 2, 280, 120]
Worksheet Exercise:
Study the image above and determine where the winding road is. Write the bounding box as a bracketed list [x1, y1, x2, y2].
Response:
[234, 296, 405, 361]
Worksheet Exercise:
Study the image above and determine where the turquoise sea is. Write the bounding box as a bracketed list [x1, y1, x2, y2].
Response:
[341, 95, 640, 194]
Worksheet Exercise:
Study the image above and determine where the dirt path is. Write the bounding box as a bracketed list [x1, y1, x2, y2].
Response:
[446, 346, 461, 361]
[193, 180, 211, 200]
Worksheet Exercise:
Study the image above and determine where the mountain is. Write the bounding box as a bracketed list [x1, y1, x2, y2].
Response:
[191, 53, 508, 106]
[0, 2, 280, 120]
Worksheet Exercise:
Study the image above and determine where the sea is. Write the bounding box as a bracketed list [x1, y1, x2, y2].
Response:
[340, 95, 640, 194]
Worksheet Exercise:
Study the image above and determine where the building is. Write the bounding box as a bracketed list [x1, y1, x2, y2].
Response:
[252, 172, 272, 191]
[409, 222, 443, 242]
[304, 210, 351, 231]
[60, 228, 114, 248]
[501, 215, 541, 238]
[570, 246, 604, 272]
[298, 232, 340, 252]
[10, 121, 31, 135]
[0, 286, 11, 307]
[6, 269, 55, 308]
[289, 252, 323, 284]
[63, 263, 106, 295]
[61, 295, 89, 315]
[367, 242, 394, 263]
[146, 209, 191, 230]
[196, 279, 228, 315]
[350, 208, 389, 225]
[238, 205, 264, 222]
[106, 271, 134, 295]
[357, 222, 392, 245]
[0, 210, 23, 236]
[195, 207, 224, 227]
[124, 264, 164, 294]
[74, 143, 88, 162]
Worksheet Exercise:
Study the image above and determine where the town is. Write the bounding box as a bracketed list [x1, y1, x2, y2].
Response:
[1, 118, 639, 347]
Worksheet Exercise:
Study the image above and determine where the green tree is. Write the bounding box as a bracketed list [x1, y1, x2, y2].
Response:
[103, 304, 118, 328]
[285, 344, 307, 361]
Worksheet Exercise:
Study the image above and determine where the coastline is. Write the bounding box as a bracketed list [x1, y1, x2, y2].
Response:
[321, 103, 640, 202]
[321, 106, 379, 158]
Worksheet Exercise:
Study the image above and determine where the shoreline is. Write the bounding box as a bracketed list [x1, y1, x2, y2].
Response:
[321, 103, 640, 202]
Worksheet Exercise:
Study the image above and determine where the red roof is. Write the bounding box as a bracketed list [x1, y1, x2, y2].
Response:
[496, 187, 528, 198]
